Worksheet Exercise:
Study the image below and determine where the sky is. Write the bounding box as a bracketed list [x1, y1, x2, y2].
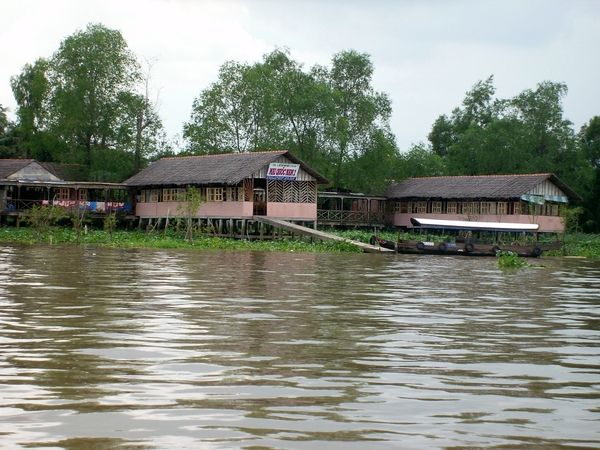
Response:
[1, 0, 599, 152]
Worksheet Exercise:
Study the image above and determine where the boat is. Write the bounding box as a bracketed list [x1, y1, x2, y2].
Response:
[370, 218, 562, 257]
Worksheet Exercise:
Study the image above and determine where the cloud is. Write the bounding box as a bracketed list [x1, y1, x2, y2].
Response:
[1, 0, 599, 152]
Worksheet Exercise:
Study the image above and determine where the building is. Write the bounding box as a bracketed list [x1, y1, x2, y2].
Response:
[125, 151, 329, 227]
[385, 173, 581, 232]
[0, 159, 130, 221]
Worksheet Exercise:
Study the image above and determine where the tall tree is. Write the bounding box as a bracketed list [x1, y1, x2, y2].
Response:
[47, 23, 141, 176]
[184, 49, 396, 192]
[326, 50, 392, 189]
[10, 58, 60, 160]
[579, 116, 600, 232]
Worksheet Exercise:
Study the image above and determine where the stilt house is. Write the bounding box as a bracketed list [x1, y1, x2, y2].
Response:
[385, 173, 581, 232]
[125, 151, 329, 227]
[0, 159, 130, 219]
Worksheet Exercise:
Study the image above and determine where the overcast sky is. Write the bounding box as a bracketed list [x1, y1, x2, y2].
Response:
[1, 0, 599, 152]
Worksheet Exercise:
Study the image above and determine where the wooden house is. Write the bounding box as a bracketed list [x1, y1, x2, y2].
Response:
[385, 173, 581, 232]
[0, 159, 130, 220]
[125, 151, 329, 227]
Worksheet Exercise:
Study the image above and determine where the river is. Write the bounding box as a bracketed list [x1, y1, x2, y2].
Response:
[0, 244, 599, 449]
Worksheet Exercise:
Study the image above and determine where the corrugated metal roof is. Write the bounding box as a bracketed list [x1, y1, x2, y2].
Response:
[125, 151, 330, 187]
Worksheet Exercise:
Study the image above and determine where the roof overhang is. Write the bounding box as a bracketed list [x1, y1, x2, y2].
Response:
[410, 217, 540, 232]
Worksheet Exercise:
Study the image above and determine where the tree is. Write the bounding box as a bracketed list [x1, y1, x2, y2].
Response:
[47, 23, 141, 176]
[344, 129, 401, 195]
[326, 50, 392, 189]
[184, 49, 396, 193]
[428, 77, 588, 185]
[184, 60, 272, 154]
[397, 143, 446, 179]
[579, 116, 600, 232]
[177, 186, 205, 243]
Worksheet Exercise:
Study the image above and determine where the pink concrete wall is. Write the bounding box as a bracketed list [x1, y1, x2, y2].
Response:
[135, 201, 316, 219]
[135, 201, 253, 218]
[393, 213, 565, 232]
[266, 202, 317, 219]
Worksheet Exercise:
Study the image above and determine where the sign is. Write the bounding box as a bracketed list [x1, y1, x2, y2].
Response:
[520, 194, 568, 204]
[266, 163, 300, 180]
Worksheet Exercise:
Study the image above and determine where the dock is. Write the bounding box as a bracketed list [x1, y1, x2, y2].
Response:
[253, 216, 393, 253]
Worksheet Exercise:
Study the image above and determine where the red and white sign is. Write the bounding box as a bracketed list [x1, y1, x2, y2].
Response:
[266, 163, 300, 180]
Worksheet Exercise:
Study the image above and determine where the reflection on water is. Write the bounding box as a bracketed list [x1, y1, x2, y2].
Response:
[0, 244, 599, 449]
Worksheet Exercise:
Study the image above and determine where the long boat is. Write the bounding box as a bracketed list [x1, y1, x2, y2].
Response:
[370, 218, 562, 257]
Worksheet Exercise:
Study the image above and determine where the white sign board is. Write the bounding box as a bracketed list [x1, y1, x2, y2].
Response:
[266, 163, 300, 180]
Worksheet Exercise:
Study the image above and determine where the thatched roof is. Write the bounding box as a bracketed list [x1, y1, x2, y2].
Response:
[385, 173, 582, 202]
[39, 162, 86, 182]
[125, 151, 329, 187]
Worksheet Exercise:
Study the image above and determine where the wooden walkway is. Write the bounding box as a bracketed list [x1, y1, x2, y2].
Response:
[253, 216, 393, 253]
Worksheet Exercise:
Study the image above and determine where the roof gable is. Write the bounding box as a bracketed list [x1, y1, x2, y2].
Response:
[125, 151, 329, 186]
[0, 159, 62, 182]
[385, 173, 581, 202]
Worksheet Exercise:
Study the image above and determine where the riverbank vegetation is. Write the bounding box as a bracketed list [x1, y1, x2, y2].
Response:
[1, 225, 599, 258]
[0, 226, 363, 253]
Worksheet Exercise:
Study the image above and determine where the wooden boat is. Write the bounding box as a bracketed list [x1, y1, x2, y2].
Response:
[370, 218, 562, 257]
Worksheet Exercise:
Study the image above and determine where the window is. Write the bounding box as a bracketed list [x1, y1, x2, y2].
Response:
[416, 201, 427, 214]
[549, 204, 559, 216]
[163, 189, 175, 202]
[513, 202, 522, 215]
[497, 202, 508, 215]
[480, 202, 490, 215]
[432, 201, 442, 214]
[56, 188, 70, 200]
[77, 189, 87, 201]
[470, 202, 480, 214]
[447, 202, 457, 214]
[150, 190, 160, 203]
[393, 202, 402, 213]
[461, 202, 470, 214]
[225, 187, 242, 201]
[206, 187, 223, 202]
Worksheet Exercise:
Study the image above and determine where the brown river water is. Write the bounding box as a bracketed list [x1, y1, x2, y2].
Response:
[0, 244, 599, 449]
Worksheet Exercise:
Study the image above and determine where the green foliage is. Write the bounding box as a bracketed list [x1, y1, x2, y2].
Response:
[496, 251, 551, 269]
[497, 251, 528, 268]
[183, 48, 394, 192]
[23, 204, 67, 242]
[9, 23, 165, 181]
[428, 77, 593, 196]
[176, 186, 206, 243]
[0, 227, 361, 253]
[104, 212, 118, 240]
[397, 143, 447, 179]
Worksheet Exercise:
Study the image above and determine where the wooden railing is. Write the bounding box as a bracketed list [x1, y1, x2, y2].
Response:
[317, 209, 392, 226]
[3, 199, 130, 213]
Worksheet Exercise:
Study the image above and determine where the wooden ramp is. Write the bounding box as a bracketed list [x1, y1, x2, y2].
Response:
[253, 216, 393, 253]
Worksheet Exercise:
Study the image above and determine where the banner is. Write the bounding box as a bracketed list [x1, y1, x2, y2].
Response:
[266, 163, 300, 181]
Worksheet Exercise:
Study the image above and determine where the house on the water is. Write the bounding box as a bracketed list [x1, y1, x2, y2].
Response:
[385, 173, 581, 232]
[0, 159, 130, 224]
[125, 151, 329, 231]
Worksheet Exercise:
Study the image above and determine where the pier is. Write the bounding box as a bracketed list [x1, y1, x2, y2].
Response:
[253, 216, 393, 253]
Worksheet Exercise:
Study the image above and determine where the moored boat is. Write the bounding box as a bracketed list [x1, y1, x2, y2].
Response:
[370, 218, 562, 257]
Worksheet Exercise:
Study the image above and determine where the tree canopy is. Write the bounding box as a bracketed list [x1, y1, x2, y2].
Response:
[8, 23, 166, 181]
[183, 49, 395, 192]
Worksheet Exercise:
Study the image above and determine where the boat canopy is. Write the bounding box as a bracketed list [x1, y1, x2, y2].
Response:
[410, 218, 540, 232]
